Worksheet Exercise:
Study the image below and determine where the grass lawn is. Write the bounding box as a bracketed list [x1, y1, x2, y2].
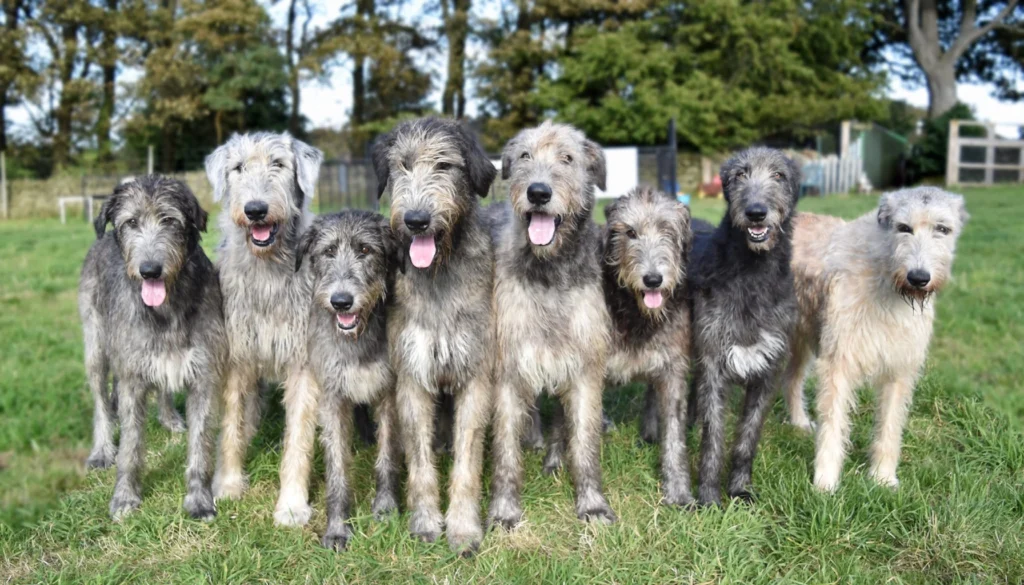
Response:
[1, 186, 1022, 584]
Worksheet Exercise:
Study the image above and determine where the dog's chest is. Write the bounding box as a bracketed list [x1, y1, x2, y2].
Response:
[607, 339, 674, 384]
[697, 290, 791, 380]
[496, 276, 609, 390]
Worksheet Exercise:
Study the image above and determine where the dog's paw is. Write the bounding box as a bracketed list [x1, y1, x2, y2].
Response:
[109, 494, 141, 521]
[487, 499, 523, 532]
[409, 509, 443, 543]
[371, 490, 399, 519]
[446, 526, 483, 557]
[695, 495, 723, 510]
[521, 434, 545, 452]
[274, 500, 313, 527]
[578, 502, 617, 525]
[869, 469, 900, 489]
[728, 489, 756, 504]
[85, 448, 116, 470]
[661, 487, 696, 509]
[159, 411, 187, 434]
[321, 527, 352, 552]
[813, 471, 841, 494]
[790, 418, 817, 434]
[212, 470, 247, 500]
[184, 491, 217, 522]
[541, 458, 563, 476]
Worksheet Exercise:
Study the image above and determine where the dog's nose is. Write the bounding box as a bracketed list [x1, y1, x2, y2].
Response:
[527, 183, 552, 205]
[404, 210, 430, 233]
[139, 262, 163, 280]
[642, 273, 663, 289]
[244, 201, 269, 221]
[745, 203, 768, 222]
[330, 292, 354, 312]
[907, 269, 931, 288]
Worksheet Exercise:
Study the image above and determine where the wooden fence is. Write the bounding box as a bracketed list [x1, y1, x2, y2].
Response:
[946, 120, 1024, 186]
[800, 152, 863, 196]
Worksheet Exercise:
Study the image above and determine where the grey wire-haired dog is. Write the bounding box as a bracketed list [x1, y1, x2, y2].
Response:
[689, 147, 799, 507]
[487, 121, 616, 529]
[783, 187, 967, 492]
[204, 132, 325, 527]
[80, 175, 225, 521]
[370, 117, 498, 555]
[295, 210, 402, 551]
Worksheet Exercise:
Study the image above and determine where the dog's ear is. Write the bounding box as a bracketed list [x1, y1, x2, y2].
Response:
[953, 193, 970, 228]
[500, 135, 519, 181]
[204, 140, 232, 204]
[455, 124, 497, 197]
[876, 192, 893, 228]
[583, 139, 606, 191]
[377, 214, 403, 273]
[93, 196, 117, 238]
[291, 136, 324, 202]
[786, 156, 802, 204]
[295, 223, 319, 272]
[371, 131, 397, 199]
[602, 197, 621, 222]
[677, 201, 693, 267]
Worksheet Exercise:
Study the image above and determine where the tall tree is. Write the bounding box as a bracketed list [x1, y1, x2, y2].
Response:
[94, 0, 118, 162]
[440, 0, 470, 118]
[876, 0, 1023, 118]
[283, 0, 315, 135]
[0, 0, 39, 153]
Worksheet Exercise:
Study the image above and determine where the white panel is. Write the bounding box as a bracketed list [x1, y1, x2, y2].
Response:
[490, 146, 639, 200]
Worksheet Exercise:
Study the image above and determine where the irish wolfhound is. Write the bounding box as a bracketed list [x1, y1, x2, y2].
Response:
[80, 175, 224, 520]
[782, 187, 967, 491]
[690, 147, 799, 506]
[370, 117, 497, 555]
[204, 132, 325, 526]
[487, 121, 616, 528]
[295, 210, 402, 550]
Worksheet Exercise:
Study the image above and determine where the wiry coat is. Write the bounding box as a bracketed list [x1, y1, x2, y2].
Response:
[782, 187, 967, 492]
[296, 210, 402, 551]
[690, 147, 799, 506]
[204, 132, 326, 527]
[79, 176, 225, 521]
[371, 117, 498, 555]
[488, 121, 617, 528]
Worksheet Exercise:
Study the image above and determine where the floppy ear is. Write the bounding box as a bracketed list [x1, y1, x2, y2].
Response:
[371, 131, 396, 199]
[204, 142, 231, 203]
[291, 137, 324, 202]
[602, 197, 621, 222]
[954, 194, 970, 227]
[583, 139, 606, 191]
[786, 156, 802, 203]
[500, 136, 518, 180]
[294, 224, 319, 272]
[377, 214, 403, 274]
[93, 197, 117, 238]
[456, 124, 497, 197]
[876, 193, 893, 228]
[677, 202, 693, 268]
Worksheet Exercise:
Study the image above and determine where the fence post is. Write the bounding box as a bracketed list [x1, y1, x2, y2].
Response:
[147, 145, 154, 175]
[945, 120, 960, 186]
[0, 151, 6, 220]
[840, 120, 851, 157]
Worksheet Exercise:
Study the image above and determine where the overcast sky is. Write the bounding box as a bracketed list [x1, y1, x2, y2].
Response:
[7, 2, 1024, 140]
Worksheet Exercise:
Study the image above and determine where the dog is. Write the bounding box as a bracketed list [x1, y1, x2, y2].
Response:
[80, 175, 224, 521]
[487, 121, 616, 529]
[204, 132, 325, 526]
[295, 210, 402, 550]
[782, 187, 967, 491]
[370, 117, 498, 555]
[689, 147, 800, 506]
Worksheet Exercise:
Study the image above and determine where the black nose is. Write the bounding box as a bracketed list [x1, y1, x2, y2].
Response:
[139, 262, 163, 280]
[244, 200, 269, 221]
[907, 269, 931, 288]
[527, 183, 552, 205]
[330, 292, 354, 312]
[642, 273, 663, 289]
[404, 210, 430, 233]
[745, 203, 768, 222]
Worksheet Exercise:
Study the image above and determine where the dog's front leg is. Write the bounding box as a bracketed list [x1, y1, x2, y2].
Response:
[488, 376, 527, 530]
[183, 369, 217, 521]
[696, 365, 728, 507]
[446, 373, 491, 556]
[110, 378, 147, 520]
[371, 389, 402, 518]
[565, 372, 616, 524]
[397, 375, 443, 542]
[274, 366, 320, 527]
[319, 393, 354, 550]
[213, 365, 257, 500]
[726, 375, 777, 501]
[656, 369, 694, 507]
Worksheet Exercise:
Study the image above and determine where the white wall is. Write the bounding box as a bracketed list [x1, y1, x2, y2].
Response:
[491, 146, 639, 200]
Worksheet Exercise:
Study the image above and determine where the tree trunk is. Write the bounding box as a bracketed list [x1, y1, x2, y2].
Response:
[96, 0, 118, 163]
[441, 0, 470, 118]
[53, 23, 80, 171]
[286, 0, 301, 135]
[0, 94, 7, 153]
[352, 0, 373, 127]
[924, 61, 958, 118]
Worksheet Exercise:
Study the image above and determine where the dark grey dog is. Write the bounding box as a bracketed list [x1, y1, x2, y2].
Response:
[80, 175, 225, 520]
[371, 117, 497, 555]
[689, 147, 799, 506]
[488, 121, 615, 529]
[295, 210, 401, 551]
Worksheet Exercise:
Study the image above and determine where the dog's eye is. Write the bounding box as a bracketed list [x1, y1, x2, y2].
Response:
[399, 161, 409, 172]
[897, 223, 913, 234]
[736, 170, 747, 179]
[625, 228, 637, 240]
[773, 171, 784, 180]
[561, 154, 573, 165]
[232, 163, 243, 173]
[324, 245, 338, 257]
[160, 217, 176, 227]
[436, 162, 453, 171]
[936, 225, 950, 235]
[271, 160, 284, 169]
[125, 218, 138, 229]
[358, 244, 371, 256]
[520, 152, 531, 160]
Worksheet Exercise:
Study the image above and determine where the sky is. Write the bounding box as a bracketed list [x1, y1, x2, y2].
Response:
[7, 2, 1024, 140]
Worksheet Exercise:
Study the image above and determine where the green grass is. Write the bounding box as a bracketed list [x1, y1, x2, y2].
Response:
[2, 186, 1023, 584]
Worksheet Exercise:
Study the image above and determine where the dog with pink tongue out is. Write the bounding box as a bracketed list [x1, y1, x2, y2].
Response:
[486, 121, 617, 529]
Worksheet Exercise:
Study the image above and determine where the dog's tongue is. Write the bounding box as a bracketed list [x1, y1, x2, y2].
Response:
[337, 313, 358, 328]
[409, 235, 436, 268]
[528, 213, 556, 246]
[252, 224, 272, 241]
[643, 290, 663, 309]
[141, 279, 166, 308]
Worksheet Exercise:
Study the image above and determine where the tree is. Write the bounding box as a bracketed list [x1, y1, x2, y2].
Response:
[439, 0, 470, 118]
[282, 0, 316, 135]
[877, 0, 1024, 118]
[0, 0, 40, 153]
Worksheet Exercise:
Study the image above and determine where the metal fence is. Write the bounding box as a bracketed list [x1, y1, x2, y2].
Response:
[946, 120, 1024, 186]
